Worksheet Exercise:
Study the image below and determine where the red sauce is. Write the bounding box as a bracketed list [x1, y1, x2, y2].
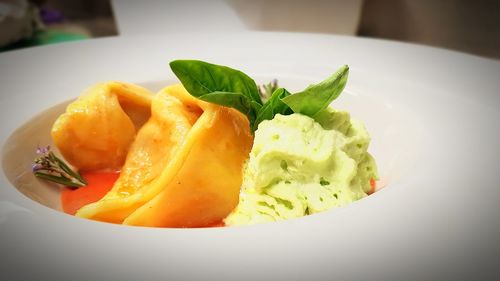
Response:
[61, 170, 120, 215]
[368, 178, 377, 195]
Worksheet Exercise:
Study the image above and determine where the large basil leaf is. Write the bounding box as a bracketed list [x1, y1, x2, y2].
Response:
[282, 65, 349, 118]
[170, 60, 262, 105]
[252, 88, 293, 132]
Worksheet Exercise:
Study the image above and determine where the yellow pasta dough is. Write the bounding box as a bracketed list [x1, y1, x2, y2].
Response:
[51, 82, 153, 171]
[74, 84, 252, 227]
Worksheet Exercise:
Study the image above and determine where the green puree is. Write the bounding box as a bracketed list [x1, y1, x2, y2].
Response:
[224, 109, 378, 226]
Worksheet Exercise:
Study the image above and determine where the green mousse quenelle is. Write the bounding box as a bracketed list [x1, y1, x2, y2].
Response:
[170, 60, 378, 226]
[224, 110, 378, 225]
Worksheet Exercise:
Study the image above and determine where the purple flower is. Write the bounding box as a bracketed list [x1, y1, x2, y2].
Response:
[31, 163, 43, 172]
[36, 146, 50, 155]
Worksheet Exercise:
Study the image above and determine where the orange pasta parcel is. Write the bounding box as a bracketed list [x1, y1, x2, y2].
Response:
[51, 82, 153, 171]
[71, 84, 252, 227]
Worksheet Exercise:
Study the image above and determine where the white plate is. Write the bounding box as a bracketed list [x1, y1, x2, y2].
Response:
[1, 32, 499, 281]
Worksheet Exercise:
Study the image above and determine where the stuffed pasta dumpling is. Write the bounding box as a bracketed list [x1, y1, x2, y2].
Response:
[51, 82, 153, 171]
[75, 84, 253, 227]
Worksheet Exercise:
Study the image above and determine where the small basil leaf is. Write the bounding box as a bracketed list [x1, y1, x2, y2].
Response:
[198, 91, 258, 125]
[282, 65, 349, 118]
[253, 88, 293, 131]
[170, 60, 262, 105]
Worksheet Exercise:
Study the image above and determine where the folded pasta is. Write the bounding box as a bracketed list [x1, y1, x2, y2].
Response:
[51, 82, 153, 171]
[74, 84, 253, 227]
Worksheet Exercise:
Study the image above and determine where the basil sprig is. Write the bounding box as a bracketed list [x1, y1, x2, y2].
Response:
[169, 60, 349, 132]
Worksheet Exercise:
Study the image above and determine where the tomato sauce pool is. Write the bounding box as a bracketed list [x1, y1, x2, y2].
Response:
[61, 170, 120, 215]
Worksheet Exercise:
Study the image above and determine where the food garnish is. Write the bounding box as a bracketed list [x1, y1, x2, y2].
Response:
[258, 79, 278, 102]
[32, 146, 87, 188]
[169, 60, 349, 132]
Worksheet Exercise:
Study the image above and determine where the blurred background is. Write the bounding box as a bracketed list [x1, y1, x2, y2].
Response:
[1, 0, 499, 59]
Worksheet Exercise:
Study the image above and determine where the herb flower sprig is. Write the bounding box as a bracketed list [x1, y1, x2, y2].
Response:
[32, 146, 87, 188]
[258, 79, 278, 103]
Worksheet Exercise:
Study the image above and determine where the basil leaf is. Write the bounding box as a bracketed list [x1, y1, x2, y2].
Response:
[282, 65, 349, 118]
[253, 88, 293, 131]
[170, 60, 262, 105]
[198, 92, 261, 125]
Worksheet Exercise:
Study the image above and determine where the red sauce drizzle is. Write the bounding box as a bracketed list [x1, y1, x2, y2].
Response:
[61, 170, 120, 215]
[368, 178, 377, 195]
